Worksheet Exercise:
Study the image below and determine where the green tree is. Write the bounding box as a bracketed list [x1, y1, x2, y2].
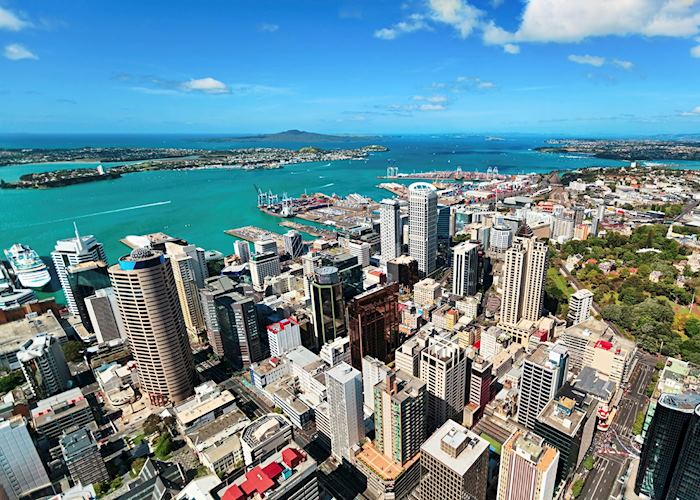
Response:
[572, 479, 585, 498]
[583, 455, 594, 471]
[130, 457, 146, 478]
[62, 340, 84, 362]
[685, 318, 700, 338]
[142, 414, 162, 435]
[154, 433, 173, 460]
[0, 371, 25, 394]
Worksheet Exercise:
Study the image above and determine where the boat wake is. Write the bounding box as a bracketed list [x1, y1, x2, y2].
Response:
[320, 183, 335, 188]
[50, 201, 172, 223]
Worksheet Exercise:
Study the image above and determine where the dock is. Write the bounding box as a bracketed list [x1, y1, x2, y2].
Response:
[278, 221, 337, 239]
[224, 226, 288, 253]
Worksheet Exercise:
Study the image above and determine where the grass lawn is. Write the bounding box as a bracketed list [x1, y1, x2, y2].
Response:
[480, 433, 502, 455]
[548, 267, 575, 299]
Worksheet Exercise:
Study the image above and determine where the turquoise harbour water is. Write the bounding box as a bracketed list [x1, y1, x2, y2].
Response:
[2, 134, 699, 265]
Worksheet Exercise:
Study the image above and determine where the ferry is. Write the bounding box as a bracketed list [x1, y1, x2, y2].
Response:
[3, 244, 51, 289]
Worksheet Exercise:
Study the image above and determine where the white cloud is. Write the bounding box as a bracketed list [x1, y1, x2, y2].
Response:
[0, 7, 30, 31]
[180, 77, 230, 94]
[4, 43, 38, 60]
[413, 95, 448, 103]
[456, 76, 496, 90]
[680, 106, 700, 116]
[568, 54, 606, 67]
[257, 23, 279, 33]
[427, 0, 484, 38]
[500, 0, 700, 44]
[613, 59, 634, 70]
[692, 40, 700, 57]
[374, 14, 430, 40]
[503, 43, 520, 54]
[418, 103, 447, 111]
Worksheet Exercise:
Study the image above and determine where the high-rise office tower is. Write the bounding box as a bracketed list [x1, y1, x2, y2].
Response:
[452, 241, 480, 297]
[254, 239, 278, 255]
[51, 224, 107, 316]
[420, 420, 489, 500]
[490, 223, 513, 253]
[0, 416, 51, 500]
[572, 206, 585, 226]
[517, 344, 568, 429]
[60, 428, 109, 488]
[468, 356, 493, 421]
[500, 230, 548, 341]
[310, 267, 346, 350]
[361, 356, 391, 412]
[17, 334, 72, 398]
[635, 392, 700, 500]
[109, 248, 195, 406]
[234, 240, 251, 263]
[346, 283, 400, 369]
[408, 182, 437, 277]
[386, 255, 419, 287]
[267, 317, 302, 358]
[66, 260, 111, 332]
[497, 430, 559, 500]
[552, 215, 575, 242]
[373, 371, 426, 465]
[326, 362, 364, 461]
[200, 275, 264, 367]
[166, 244, 206, 338]
[85, 287, 125, 344]
[567, 289, 594, 326]
[419, 336, 467, 431]
[347, 241, 371, 268]
[380, 199, 402, 264]
[250, 251, 281, 291]
[284, 230, 305, 258]
[436, 205, 451, 240]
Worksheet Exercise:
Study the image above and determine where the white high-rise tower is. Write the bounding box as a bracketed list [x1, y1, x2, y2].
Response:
[326, 362, 364, 461]
[51, 223, 107, 315]
[380, 199, 402, 264]
[408, 183, 437, 277]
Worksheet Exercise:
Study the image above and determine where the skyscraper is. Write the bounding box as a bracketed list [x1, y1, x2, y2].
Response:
[567, 289, 594, 326]
[85, 287, 125, 344]
[517, 344, 568, 430]
[310, 266, 346, 350]
[408, 182, 437, 277]
[419, 336, 467, 431]
[380, 199, 402, 264]
[497, 430, 559, 500]
[200, 275, 264, 367]
[326, 362, 364, 461]
[0, 416, 51, 500]
[166, 243, 206, 339]
[51, 224, 107, 316]
[500, 229, 548, 344]
[234, 240, 251, 263]
[109, 248, 195, 406]
[17, 333, 72, 398]
[66, 260, 111, 332]
[284, 230, 304, 258]
[386, 255, 419, 287]
[373, 370, 426, 465]
[452, 241, 480, 297]
[267, 317, 302, 358]
[60, 428, 109, 488]
[346, 283, 400, 369]
[420, 420, 489, 500]
[635, 392, 700, 500]
[250, 251, 281, 291]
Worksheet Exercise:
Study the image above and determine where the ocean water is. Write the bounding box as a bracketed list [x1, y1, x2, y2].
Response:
[0, 134, 695, 267]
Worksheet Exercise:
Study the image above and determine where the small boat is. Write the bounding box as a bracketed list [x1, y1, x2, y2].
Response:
[3, 244, 51, 289]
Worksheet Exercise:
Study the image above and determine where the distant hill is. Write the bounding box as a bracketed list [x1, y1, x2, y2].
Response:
[214, 130, 378, 143]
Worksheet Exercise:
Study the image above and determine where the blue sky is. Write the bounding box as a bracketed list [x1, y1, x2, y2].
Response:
[1, 0, 700, 135]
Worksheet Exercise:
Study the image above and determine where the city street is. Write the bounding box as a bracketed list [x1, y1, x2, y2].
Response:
[580, 351, 658, 500]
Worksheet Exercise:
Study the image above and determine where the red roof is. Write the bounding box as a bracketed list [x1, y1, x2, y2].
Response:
[221, 484, 244, 500]
[473, 340, 481, 349]
[594, 340, 613, 351]
[282, 447, 304, 468]
[241, 466, 274, 496]
[262, 461, 284, 480]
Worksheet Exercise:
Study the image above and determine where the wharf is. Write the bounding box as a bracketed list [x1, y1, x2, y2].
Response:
[224, 226, 287, 253]
[278, 221, 337, 239]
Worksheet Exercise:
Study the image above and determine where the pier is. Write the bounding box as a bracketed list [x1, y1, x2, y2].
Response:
[279, 221, 337, 239]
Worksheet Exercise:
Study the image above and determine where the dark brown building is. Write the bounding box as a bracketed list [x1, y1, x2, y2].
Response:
[347, 283, 401, 369]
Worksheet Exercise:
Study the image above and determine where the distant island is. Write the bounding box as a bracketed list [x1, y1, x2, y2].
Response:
[0, 144, 389, 189]
[536, 138, 700, 161]
[211, 129, 381, 143]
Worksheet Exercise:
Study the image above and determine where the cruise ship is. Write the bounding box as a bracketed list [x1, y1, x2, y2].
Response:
[3, 244, 51, 289]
